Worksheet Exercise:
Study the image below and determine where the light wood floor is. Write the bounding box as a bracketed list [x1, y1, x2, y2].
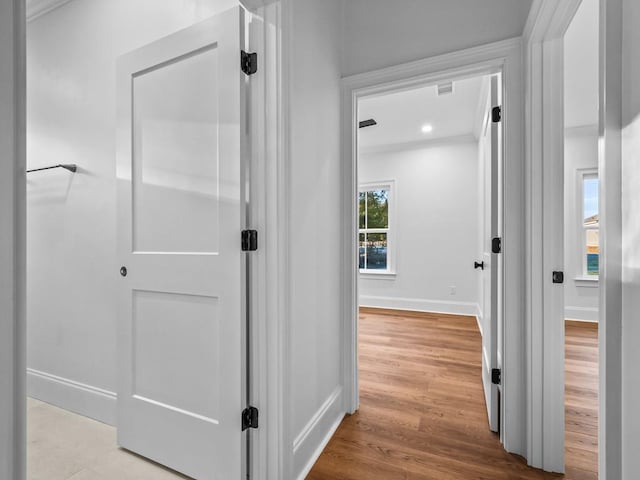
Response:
[307, 308, 599, 480]
[565, 321, 598, 478]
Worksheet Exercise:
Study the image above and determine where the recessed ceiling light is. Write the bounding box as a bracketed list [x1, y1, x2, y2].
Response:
[421, 124, 433, 133]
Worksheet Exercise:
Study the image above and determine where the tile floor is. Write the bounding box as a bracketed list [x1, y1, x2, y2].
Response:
[27, 398, 190, 480]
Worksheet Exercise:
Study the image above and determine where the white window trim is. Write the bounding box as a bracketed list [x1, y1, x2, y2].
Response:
[359, 271, 397, 279]
[573, 276, 599, 288]
[358, 180, 396, 275]
[576, 168, 599, 284]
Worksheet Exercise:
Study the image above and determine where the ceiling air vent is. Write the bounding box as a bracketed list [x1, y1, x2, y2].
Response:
[437, 82, 453, 95]
[359, 119, 377, 128]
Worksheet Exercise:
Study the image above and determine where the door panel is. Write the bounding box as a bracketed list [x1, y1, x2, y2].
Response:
[132, 45, 220, 254]
[116, 8, 246, 480]
[132, 290, 220, 419]
[481, 74, 501, 433]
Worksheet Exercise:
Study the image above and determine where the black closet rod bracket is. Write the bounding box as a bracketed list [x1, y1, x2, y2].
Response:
[27, 164, 78, 174]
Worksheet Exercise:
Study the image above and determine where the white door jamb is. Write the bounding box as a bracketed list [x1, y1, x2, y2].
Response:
[598, 0, 624, 478]
[245, 2, 290, 479]
[0, 1, 26, 479]
[523, 0, 624, 476]
[523, 0, 581, 472]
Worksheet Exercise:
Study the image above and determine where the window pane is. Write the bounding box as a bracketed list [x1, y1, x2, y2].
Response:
[584, 177, 599, 224]
[359, 233, 366, 269]
[366, 190, 389, 229]
[359, 192, 366, 229]
[365, 232, 387, 270]
[586, 228, 599, 275]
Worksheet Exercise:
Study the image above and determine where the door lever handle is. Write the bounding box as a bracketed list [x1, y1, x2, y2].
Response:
[474, 261, 485, 270]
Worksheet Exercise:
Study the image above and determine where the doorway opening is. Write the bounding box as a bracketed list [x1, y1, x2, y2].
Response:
[563, 0, 600, 476]
[310, 69, 535, 477]
[354, 71, 504, 432]
[24, 3, 259, 480]
[356, 69, 505, 445]
[338, 40, 528, 465]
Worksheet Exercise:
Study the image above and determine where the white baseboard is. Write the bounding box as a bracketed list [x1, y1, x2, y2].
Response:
[359, 295, 479, 317]
[475, 304, 483, 337]
[27, 368, 117, 426]
[565, 306, 599, 322]
[293, 386, 344, 480]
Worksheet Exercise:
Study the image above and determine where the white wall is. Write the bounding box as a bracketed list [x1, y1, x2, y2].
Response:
[358, 140, 480, 316]
[341, 0, 532, 77]
[286, 1, 344, 478]
[562, 0, 599, 323]
[26, 0, 238, 425]
[564, 127, 599, 321]
[563, 0, 599, 129]
[621, 0, 640, 475]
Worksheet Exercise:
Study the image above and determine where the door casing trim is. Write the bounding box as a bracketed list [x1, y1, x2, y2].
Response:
[0, 0, 26, 479]
[340, 37, 527, 456]
[523, 0, 623, 476]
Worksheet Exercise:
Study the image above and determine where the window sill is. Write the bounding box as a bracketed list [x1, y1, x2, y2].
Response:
[574, 276, 599, 288]
[359, 271, 396, 279]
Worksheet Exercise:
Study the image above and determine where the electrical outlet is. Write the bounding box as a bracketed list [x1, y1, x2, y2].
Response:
[449, 286, 456, 295]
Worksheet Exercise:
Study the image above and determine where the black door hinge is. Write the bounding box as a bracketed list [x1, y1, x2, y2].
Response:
[492, 237, 502, 254]
[241, 230, 258, 251]
[492, 368, 501, 385]
[492, 106, 502, 123]
[241, 51, 258, 75]
[552, 271, 564, 284]
[242, 406, 259, 431]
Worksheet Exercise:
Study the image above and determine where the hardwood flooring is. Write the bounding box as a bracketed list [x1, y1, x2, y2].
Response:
[565, 321, 599, 478]
[307, 309, 599, 480]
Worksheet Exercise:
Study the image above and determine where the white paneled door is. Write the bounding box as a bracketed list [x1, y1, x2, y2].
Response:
[116, 8, 248, 480]
[480, 74, 502, 433]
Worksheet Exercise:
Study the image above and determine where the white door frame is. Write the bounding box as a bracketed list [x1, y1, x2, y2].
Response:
[596, 0, 624, 478]
[523, 0, 624, 476]
[0, 0, 26, 478]
[341, 38, 527, 457]
[247, 2, 289, 479]
[522, 0, 581, 472]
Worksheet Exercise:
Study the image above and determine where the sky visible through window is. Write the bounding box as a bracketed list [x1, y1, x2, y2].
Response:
[584, 177, 598, 220]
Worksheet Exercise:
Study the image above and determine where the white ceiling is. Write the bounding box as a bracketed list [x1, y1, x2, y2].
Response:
[358, 76, 485, 149]
[358, 0, 599, 149]
[342, 0, 533, 77]
[564, 0, 599, 128]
